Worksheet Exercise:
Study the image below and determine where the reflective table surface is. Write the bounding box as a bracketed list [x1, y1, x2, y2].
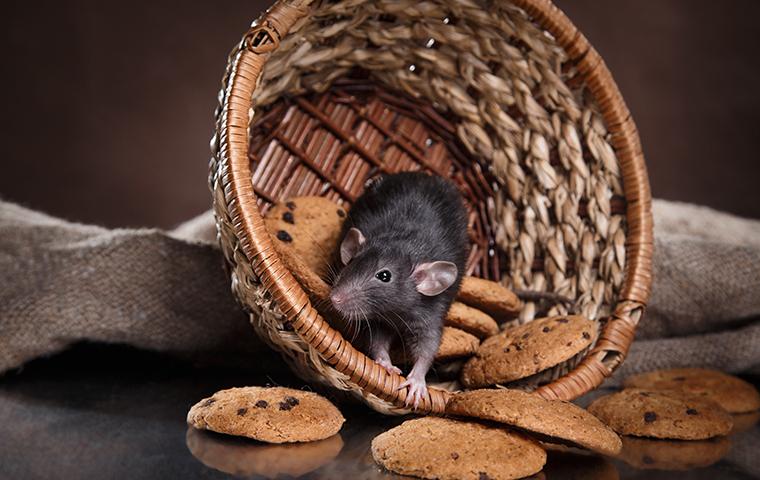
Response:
[1, 344, 757, 479]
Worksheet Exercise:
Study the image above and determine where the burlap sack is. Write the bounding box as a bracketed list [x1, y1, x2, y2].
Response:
[1, 199, 759, 379]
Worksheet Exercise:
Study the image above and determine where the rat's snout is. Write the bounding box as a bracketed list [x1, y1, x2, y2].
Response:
[330, 291, 348, 308]
[330, 287, 360, 317]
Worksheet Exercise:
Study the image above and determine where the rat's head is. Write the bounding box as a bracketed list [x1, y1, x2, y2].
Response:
[329, 228, 458, 321]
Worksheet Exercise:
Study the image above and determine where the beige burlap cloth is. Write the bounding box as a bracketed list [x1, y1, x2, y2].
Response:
[1, 199, 759, 381]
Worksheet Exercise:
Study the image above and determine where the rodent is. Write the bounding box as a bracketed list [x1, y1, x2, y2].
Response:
[329, 171, 469, 408]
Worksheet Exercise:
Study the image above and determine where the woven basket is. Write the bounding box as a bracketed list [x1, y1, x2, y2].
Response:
[209, 0, 653, 414]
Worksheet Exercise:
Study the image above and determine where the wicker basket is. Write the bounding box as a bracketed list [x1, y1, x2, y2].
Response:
[209, 0, 653, 414]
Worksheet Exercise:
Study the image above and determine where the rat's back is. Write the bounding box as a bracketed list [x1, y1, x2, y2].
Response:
[346, 172, 468, 269]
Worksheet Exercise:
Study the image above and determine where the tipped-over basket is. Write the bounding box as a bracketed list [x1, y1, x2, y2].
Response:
[209, 0, 653, 414]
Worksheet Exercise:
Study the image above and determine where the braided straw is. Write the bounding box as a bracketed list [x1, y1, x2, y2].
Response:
[209, 0, 653, 413]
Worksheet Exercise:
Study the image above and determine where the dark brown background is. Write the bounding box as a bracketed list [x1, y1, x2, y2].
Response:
[2, 0, 759, 229]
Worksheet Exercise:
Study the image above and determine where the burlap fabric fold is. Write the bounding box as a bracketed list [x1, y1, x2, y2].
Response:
[1, 199, 759, 379]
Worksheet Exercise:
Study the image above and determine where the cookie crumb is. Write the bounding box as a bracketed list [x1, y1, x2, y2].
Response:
[276, 230, 293, 242]
[644, 411, 657, 423]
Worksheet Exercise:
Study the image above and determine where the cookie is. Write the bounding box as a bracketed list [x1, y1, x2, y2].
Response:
[392, 327, 479, 365]
[436, 327, 480, 361]
[587, 388, 733, 440]
[264, 196, 346, 279]
[187, 386, 345, 443]
[446, 389, 622, 456]
[186, 428, 343, 478]
[460, 315, 597, 388]
[617, 435, 731, 470]
[371, 416, 546, 480]
[445, 302, 499, 339]
[623, 368, 760, 414]
[731, 410, 760, 434]
[457, 276, 521, 321]
[270, 237, 332, 303]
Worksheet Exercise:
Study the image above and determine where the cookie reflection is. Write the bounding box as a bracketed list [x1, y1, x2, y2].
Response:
[186, 427, 343, 478]
[617, 435, 731, 471]
[542, 449, 619, 480]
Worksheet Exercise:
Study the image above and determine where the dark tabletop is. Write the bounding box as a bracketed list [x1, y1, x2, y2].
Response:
[0, 344, 757, 480]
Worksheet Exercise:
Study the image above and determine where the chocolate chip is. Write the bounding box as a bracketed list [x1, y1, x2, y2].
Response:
[255, 400, 268, 408]
[514, 344, 522, 351]
[203, 398, 216, 407]
[503, 347, 511, 353]
[522, 333, 530, 339]
[556, 318, 569, 323]
[542, 326, 551, 333]
[643, 455, 655, 465]
[565, 342, 572, 347]
[284, 396, 300, 407]
[286, 201, 296, 210]
[282, 211, 294, 224]
[479, 473, 491, 480]
[644, 411, 657, 423]
[582, 331, 591, 340]
[673, 376, 686, 381]
[450, 452, 459, 460]
[237, 408, 247, 416]
[279, 402, 293, 411]
[337, 209, 346, 218]
[640, 392, 651, 397]
[686, 408, 699, 415]
[276, 230, 292, 242]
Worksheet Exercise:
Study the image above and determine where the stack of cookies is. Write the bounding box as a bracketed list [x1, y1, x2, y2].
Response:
[588, 367, 760, 470]
[372, 388, 622, 479]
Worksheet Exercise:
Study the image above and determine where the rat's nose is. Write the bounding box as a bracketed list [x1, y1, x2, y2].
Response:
[330, 291, 347, 308]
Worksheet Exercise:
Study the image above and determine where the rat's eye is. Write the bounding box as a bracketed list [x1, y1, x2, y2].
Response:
[375, 270, 392, 283]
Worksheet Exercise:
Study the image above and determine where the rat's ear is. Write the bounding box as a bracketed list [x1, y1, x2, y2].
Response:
[340, 227, 366, 265]
[412, 261, 458, 296]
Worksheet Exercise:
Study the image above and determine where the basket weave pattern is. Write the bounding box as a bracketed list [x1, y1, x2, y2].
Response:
[209, 0, 653, 414]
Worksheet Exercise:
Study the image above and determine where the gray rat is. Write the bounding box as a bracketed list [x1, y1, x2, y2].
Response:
[329, 171, 468, 408]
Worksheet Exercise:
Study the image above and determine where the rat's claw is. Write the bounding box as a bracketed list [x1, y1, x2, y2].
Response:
[375, 358, 402, 375]
[397, 376, 427, 409]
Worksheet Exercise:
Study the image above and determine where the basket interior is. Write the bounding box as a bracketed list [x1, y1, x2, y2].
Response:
[246, 1, 632, 326]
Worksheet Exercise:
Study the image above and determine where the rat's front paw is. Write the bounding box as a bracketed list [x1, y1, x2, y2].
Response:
[397, 375, 427, 409]
[375, 358, 402, 376]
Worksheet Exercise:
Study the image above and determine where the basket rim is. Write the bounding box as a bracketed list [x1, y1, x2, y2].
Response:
[210, 0, 654, 412]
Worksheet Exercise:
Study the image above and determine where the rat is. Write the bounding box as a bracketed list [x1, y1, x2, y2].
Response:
[329, 171, 468, 408]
